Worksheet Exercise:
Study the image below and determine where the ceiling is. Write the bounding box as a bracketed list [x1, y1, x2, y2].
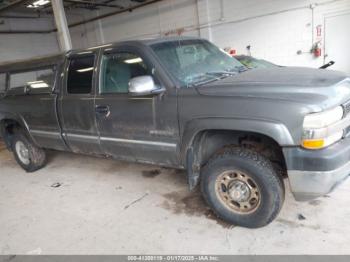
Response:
[0, 0, 150, 16]
[0, 0, 162, 33]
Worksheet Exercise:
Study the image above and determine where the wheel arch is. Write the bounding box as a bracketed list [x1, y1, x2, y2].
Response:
[0, 113, 33, 149]
[181, 118, 292, 190]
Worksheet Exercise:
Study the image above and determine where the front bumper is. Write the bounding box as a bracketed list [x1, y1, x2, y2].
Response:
[283, 138, 350, 201]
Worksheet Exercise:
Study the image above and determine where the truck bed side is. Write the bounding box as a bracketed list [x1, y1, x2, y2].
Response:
[0, 56, 68, 152]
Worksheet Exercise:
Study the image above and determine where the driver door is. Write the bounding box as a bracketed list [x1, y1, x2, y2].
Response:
[95, 45, 180, 166]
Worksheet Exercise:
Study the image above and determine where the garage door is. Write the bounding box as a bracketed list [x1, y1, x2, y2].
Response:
[325, 13, 350, 75]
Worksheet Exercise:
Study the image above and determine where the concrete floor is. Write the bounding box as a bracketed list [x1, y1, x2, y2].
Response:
[0, 140, 350, 255]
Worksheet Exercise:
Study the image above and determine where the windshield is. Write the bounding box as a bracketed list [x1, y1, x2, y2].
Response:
[151, 39, 246, 87]
[236, 56, 278, 69]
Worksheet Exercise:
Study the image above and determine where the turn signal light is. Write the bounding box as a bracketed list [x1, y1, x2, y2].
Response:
[301, 131, 343, 150]
[302, 139, 325, 149]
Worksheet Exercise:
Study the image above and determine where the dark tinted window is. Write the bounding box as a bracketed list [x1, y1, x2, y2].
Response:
[100, 52, 148, 94]
[10, 69, 55, 90]
[67, 55, 95, 94]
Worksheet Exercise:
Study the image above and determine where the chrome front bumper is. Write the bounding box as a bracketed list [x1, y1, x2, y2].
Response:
[288, 162, 350, 201]
[283, 138, 350, 201]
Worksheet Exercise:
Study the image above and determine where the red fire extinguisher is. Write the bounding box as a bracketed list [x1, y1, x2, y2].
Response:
[312, 42, 322, 58]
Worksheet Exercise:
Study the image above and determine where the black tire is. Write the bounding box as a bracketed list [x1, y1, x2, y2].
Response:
[11, 130, 47, 172]
[201, 147, 285, 228]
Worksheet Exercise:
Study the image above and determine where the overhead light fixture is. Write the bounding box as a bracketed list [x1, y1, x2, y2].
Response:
[124, 57, 143, 64]
[77, 67, 94, 73]
[27, 0, 50, 8]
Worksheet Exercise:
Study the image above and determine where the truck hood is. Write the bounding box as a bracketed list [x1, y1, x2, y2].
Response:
[196, 67, 350, 110]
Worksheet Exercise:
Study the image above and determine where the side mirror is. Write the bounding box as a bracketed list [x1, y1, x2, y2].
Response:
[129, 76, 165, 96]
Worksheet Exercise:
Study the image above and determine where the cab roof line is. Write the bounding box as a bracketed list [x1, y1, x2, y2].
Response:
[0, 37, 205, 71]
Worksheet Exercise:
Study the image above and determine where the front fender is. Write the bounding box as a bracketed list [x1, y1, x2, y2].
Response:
[180, 117, 294, 165]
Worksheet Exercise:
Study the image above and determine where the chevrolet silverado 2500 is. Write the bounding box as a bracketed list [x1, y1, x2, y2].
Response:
[0, 37, 349, 228]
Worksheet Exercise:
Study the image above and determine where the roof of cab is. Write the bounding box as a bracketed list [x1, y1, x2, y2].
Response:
[0, 53, 64, 73]
[68, 36, 201, 54]
[139, 36, 201, 45]
[0, 36, 202, 73]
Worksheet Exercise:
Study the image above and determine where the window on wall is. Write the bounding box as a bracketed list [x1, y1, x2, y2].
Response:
[100, 52, 149, 94]
[9, 68, 55, 90]
[67, 55, 95, 94]
[0, 73, 6, 93]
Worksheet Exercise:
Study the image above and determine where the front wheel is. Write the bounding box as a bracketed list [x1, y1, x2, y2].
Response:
[11, 131, 47, 172]
[201, 147, 285, 228]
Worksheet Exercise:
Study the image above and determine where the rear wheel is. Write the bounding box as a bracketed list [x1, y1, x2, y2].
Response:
[11, 131, 47, 172]
[201, 147, 285, 228]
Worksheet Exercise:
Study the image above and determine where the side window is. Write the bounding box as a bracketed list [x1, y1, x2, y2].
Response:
[67, 55, 95, 94]
[100, 52, 149, 94]
[9, 68, 55, 90]
[0, 73, 6, 93]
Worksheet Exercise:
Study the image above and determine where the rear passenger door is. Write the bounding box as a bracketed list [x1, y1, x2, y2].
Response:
[95, 45, 180, 166]
[58, 52, 103, 155]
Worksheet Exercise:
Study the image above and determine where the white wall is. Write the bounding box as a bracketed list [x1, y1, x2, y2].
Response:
[1, 0, 349, 70]
[0, 15, 60, 63]
[67, 0, 350, 70]
[205, 0, 350, 68]
[67, 0, 200, 49]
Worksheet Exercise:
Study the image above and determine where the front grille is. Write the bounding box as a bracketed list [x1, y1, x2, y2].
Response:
[341, 99, 350, 137]
[343, 100, 350, 118]
[345, 126, 350, 138]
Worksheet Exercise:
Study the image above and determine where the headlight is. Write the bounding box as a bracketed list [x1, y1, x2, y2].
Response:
[303, 106, 343, 129]
[302, 106, 344, 149]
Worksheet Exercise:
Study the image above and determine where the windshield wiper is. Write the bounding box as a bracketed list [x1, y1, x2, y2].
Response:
[186, 70, 238, 88]
[187, 75, 221, 87]
[205, 71, 238, 76]
[237, 66, 249, 72]
[220, 65, 248, 73]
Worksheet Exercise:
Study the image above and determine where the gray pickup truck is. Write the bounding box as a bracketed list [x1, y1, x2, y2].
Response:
[0, 37, 349, 228]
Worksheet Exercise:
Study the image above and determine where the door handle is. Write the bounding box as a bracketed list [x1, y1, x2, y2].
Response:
[95, 105, 110, 116]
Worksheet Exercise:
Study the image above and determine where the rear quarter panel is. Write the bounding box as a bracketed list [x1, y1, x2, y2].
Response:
[0, 92, 66, 151]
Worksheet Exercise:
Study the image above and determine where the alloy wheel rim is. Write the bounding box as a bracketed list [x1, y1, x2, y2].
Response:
[15, 141, 30, 165]
[215, 170, 261, 214]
